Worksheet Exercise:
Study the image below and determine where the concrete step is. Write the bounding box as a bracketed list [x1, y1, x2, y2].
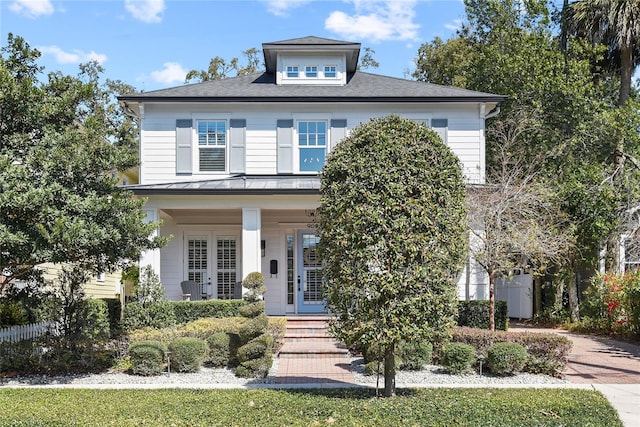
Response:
[278, 316, 349, 359]
[279, 340, 349, 359]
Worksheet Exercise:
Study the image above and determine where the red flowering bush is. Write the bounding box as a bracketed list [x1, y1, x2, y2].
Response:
[583, 271, 640, 337]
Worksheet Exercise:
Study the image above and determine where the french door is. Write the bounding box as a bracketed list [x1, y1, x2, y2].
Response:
[296, 230, 326, 313]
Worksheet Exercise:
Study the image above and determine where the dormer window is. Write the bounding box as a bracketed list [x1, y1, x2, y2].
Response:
[324, 66, 337, 78]
[286, 66, 299, 78]
[305, 66, 318, 78]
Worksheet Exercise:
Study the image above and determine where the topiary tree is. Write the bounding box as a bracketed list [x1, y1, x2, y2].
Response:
[235, 272, 272, 378]
[318, 115, 467, 396]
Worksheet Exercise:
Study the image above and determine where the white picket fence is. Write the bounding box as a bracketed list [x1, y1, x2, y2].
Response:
[0, 321, 60, 343]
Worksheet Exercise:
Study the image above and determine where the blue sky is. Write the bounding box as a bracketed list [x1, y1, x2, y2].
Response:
[1, 0, 468, 92]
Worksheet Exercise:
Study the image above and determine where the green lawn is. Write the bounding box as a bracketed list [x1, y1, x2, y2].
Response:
[0, 388, 621, 426]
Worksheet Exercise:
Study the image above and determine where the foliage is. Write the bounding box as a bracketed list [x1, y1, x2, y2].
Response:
[184, 48, 263, 83]
[0, 34, 165, 293]
[238, 301, 265, 319]
[0, 299, 28, 327]
[457, 300, 509, 330]
[206, 332, 241, 367]
[132, 266, 165, 307]
[319, 115, 467, 396]
[168, 337, 209, 373]
[441, 342, 477, 374]
[266, 317, 287, 353]
[577, 271, 640, 337]
[172, 299, 248, 324]
[129, 340, 166, 376]
[487, 342, 529, 375]
[451, 327, 572, 376]
[127, 316, 247, 343]
[398, 340, 433, 371]
[242, 272, 267, 303]
[0, 388, 622, 426]
[238, 313, 268, 343]
[234, 354, 273, 378]
[101, 298, 123, 338]
[123, 300, 177, 331]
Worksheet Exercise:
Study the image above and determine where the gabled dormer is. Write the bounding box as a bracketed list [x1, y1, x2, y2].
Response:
[262, 36, 360, 86]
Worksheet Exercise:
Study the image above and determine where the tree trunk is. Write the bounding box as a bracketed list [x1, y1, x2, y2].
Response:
[605, 235, 621, 273]
[568, 263, 580, 323]
[383, 343, 396, 397]
[618, 44, 633, 107]
[489, 270, 495, 331]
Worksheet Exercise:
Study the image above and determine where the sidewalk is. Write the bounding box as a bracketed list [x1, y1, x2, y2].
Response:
[510, 324, 640, 427]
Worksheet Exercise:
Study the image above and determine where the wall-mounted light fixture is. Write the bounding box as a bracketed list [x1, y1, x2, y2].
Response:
[261, 240, 266, 257]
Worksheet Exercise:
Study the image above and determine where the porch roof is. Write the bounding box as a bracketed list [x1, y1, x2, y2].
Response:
[123, 175, 321, 195]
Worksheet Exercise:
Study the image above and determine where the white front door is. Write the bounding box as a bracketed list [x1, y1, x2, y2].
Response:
[296, 230, 326, 313]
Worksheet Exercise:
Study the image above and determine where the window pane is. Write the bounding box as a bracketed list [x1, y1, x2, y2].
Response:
[299, 148, 326, 172]
[200, 148, 225, 171]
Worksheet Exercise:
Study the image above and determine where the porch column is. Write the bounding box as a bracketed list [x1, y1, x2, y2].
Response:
[242, 208, 262, 284]
[139, 208, 161, 279]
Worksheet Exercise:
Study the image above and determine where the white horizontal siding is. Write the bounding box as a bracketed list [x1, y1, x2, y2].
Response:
[139, 103, 486, 184]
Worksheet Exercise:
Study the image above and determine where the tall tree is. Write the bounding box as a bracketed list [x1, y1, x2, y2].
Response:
[0, 34, 165, 292]
[184, 48, 263, 83]
[569, 0, 640, 106]
[319, 116, 467, 397]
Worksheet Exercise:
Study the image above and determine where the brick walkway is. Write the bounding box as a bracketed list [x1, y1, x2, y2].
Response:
[510, 324, 640, 384]
[275, 316, 355, 385]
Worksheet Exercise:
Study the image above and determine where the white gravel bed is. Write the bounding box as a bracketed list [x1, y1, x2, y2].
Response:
[0, 358, 280, 387]
[350, 358, 568, 386]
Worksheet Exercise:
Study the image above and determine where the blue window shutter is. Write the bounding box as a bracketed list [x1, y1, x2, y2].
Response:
[330, 119, 347, 151]
[431, 118, 448, 144]
[176, 119, 193, 174]
[277, 119, 294, 174]
[229, 119, 246, 174]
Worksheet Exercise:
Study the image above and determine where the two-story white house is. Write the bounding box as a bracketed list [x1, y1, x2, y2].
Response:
[118, 36, 506, 316]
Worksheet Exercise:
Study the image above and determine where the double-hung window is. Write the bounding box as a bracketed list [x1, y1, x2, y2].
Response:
[298, 121, 327, 172]
[324, 66, 337, 78]
[286, 66, 299, 78]
[197, 120, 226, 172]
[305, 66, 318, 78]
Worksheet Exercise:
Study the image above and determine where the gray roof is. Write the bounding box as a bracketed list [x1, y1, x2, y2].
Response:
[262, 36, 361, 73]
[119, 71, 505, 103]
[124, 175, 321, 195]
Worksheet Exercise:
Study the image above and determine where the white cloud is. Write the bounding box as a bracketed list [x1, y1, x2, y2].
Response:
[325, 0, 420, 43]
[151, 62, 188, 84]
[444, 19, 462, 32]
[38, 46, 108, 64]
[263, 0, 312, 17]
[8, 0, 54, 18]
[124, 0, 165, 23]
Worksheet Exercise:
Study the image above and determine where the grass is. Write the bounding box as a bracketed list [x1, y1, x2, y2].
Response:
[0, 388, 622, 426]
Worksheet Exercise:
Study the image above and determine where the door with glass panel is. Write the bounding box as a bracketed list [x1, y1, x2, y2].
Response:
[186, 234, 239, 299]
[296, 231, 326, 313]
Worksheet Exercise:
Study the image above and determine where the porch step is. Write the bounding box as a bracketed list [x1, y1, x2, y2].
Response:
[279, 316, 349, 359]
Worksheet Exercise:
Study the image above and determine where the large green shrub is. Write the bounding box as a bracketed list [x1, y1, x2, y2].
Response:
[80, 299, 111, 342]
[129, 340, 166, 376]
[168, 337, 209, 373]
[487, 342, 528, 375]
[207, 332, 242, 367]
[457, 300, 509, 331]
[238, 301, 265, 318]
[398, 340, 433, 370]
[235, 354, 273, 378]
[441, 342, 476, 374]
[0, 300, 29, 327]
[101, 298, 123, 338]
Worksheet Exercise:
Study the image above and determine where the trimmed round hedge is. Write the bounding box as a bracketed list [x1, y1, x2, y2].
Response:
[168, 337, 209, 373]
[129, 340, 167, 376]
[487, 342, 528, 375]
[442, 342, 476, 374]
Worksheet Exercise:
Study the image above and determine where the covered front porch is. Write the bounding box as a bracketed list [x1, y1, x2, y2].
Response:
[139, 195, 327, 315]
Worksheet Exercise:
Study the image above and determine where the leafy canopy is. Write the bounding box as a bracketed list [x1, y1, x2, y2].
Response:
[318, 115, 467, 394]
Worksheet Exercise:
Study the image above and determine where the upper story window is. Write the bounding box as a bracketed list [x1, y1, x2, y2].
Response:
[197, 120, 226, 172]
[286, 66, 299, 78]
[324, 66, 337, 78]
[305, 66, 318, 78]
[298, 121, 327, 172]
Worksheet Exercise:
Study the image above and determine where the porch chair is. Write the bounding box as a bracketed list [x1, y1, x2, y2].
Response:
[180, 280, 203, 301]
